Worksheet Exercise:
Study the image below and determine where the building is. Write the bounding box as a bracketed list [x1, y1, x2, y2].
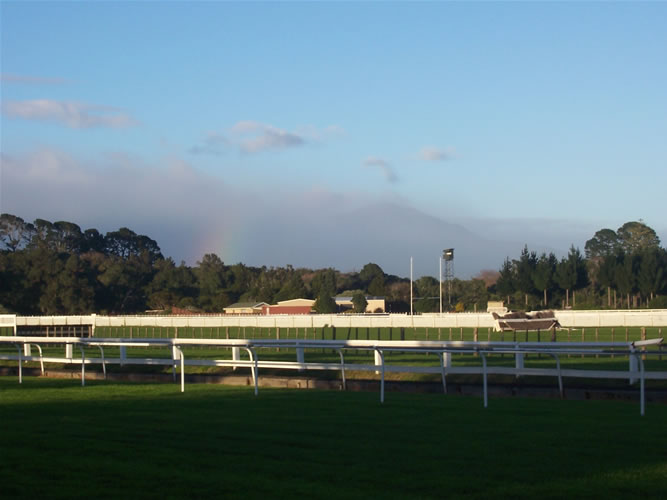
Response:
[335, 296, 386, 313]
[223, 302, 269, 315]
[262, 298, 315, 315]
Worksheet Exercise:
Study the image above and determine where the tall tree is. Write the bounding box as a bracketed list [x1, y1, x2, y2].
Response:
[532, 253, 557, 307]
[637, 248, 666, 304]
[0, 213, 34, 252]
[515, 246, 537, 307]
[617, 221, 661, 255]
[495, 257, 516, 305]
[584, 228, 620, 260]
[555, 246, 587, 308]
[273, 273, 307, 302]
[615, 253, 636, 309]
[195, 253, 229, 311]
[104, 227, 163, 263]
[596, 253, 619, 308]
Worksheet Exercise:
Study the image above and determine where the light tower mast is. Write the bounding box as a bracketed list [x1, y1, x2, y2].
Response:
[443, 248, 454, 308]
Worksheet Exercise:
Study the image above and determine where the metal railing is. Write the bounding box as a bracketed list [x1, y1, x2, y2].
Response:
[0, 336, 663, 416]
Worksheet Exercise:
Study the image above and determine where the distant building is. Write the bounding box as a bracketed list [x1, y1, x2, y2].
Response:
[263, 298, 315, 315]
[335, 296, 386, 313]
[486, 301, 508, 314]
[223, 302, 269, 315]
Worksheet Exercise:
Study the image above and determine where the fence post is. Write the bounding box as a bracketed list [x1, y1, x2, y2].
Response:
[296, 344, 305, 372]
[232, 346, 240, 371]
[515, 346, 524, 378]
[374, 349, 382, 374]
[611, 328, 615, 358]
[641, 327, 647, 361]
[581, 328, 585, 358]
[629, 350, 638, 385]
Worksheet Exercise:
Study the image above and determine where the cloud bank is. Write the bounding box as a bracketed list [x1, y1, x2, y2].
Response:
[2, 99, 138, 129]
[1, 147, 591, 277]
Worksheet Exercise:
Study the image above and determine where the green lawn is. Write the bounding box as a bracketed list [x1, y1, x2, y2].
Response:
[1, 377, 666, 499]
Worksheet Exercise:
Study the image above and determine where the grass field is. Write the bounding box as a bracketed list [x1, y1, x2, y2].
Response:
[1, 377, 666, 499]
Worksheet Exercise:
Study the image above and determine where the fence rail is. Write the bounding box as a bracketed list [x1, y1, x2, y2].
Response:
[0, 335, 663, 416]
[3, 310, 667, 332]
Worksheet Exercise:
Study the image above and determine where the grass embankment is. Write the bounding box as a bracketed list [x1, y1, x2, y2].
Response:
[1, 378, 666, 499]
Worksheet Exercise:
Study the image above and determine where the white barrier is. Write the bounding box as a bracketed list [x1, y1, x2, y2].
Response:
[0, 336, 664, 416]
[6, 310, 667, 331]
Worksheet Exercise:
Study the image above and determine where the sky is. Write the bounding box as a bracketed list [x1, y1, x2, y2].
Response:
[1, 1, 666, 279]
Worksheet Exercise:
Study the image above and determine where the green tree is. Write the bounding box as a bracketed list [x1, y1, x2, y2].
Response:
[351, 292, 368, 313]
[584, 228, 620, 260]
[145, 258, 197, 311]
[596, 253, 619, 308]
[532, 253, 557, 307]
[515, 246, 537, 307]
[616, 221, 660, 255]
[615, 253, 637, 308]
[195, 253, 228, 311]
[495, 258, 516, 305]
[555, 246, 587, 308]
[414, 276, 439, 313]
[637, 248, 666, 304]
[368, 275, 386, 296]
[359, 263, 384, 286]
[0, 213, 34, 252]
[274, 273, 307, 302]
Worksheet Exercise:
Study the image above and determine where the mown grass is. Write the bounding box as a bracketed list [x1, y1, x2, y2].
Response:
[1, 377, 666, 499]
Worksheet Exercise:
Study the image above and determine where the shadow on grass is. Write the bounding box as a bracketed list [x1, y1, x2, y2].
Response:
[1, 377, 666, 499]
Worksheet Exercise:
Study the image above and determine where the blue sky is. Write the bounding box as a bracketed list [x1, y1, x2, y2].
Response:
[1, 1, 666, 278]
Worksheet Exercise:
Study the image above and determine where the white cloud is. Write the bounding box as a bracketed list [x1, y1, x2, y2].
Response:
[363, 156, 397, 183]
[232, 121, 305, 153]
[419, 146, 455, 162]
[1, 73, 67, 85]
[190, 121, 307, 155]
[1, 99, 138, 129]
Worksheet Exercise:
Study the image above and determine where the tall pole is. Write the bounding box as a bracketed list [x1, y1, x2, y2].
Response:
[439, 256, 443, 315]
[410, 257, 413, 316]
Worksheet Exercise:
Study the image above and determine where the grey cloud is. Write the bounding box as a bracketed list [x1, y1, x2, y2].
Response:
[363, 156, 398, 183]
[419, 147, 454, 162]
[188, 132, 229, 156]
[2, 99, 137, 129]
[3, 147, 589, 278]
[1, 73, 67, 85]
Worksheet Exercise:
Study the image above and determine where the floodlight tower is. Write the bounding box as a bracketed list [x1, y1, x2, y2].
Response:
[443, 249, 454, 307]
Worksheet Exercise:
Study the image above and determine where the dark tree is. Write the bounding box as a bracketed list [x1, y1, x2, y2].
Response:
[351, 292, 368, 313]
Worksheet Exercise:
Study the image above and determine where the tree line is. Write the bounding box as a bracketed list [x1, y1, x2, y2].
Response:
[1, 214, 665, 315]
[493, 221, 667, 310]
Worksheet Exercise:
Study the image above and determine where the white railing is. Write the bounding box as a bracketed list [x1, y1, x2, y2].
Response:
[0, 336, 663, 416]
[4, 310, 667, 331]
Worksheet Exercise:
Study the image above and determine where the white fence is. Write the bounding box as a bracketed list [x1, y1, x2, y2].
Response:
[0, 335, 664, 416]
[3, 310, 667, 331]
